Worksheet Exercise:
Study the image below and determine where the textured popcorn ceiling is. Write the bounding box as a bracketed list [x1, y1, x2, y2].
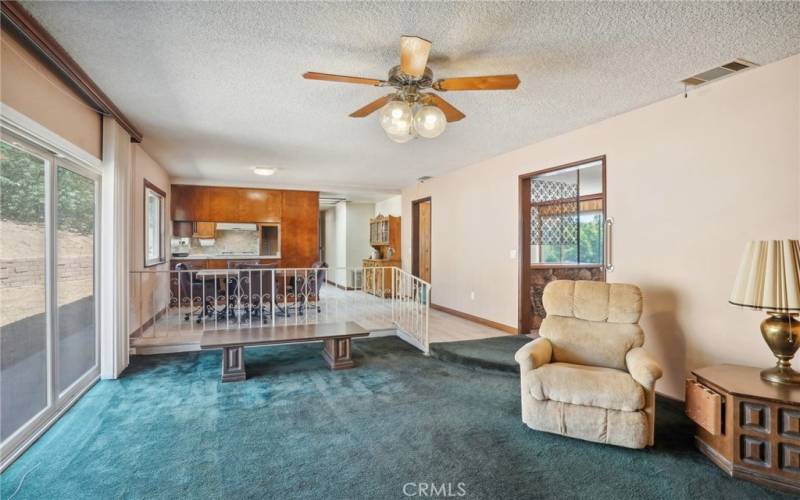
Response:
[21, 1, 800, 196]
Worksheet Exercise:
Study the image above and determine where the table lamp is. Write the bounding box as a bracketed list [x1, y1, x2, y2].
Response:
[729, 240, 800, 385]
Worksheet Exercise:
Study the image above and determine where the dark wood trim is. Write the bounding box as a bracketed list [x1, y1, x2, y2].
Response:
[518, 176, 532, 333]
[411, 196, 431, 281]
[431, 303, 518, 334]
[532, 192, 604, 208]
[0, 1, 143, 142]
[518, 155, 606, 181]
[143, 179, 167, 267]
[143, 178, 166, 198]
[518, 155, 607, 334]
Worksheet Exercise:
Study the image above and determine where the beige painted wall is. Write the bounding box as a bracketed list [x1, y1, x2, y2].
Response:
[0, 27, 102, 158]
[375, 195, 402, 217]
[129, 144, 171, 333]
[324, 202, 375, 287]
[402, 54, 800, 400]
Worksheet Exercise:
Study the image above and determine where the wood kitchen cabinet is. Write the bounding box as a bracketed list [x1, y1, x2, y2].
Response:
[171, 184, 209, 221]
[171, 185, 283, 223]
[206, 187, 239, 222]
[170, 186, 319, 267]
[173, 221, 193, 237]
[172, 221, 217, 238]
[239, 189, 282, 222]
[192, 222, 216, 238]
[280, 190, 319, 268]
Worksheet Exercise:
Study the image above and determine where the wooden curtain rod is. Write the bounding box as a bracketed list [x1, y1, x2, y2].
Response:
[1, 1, 143, 142]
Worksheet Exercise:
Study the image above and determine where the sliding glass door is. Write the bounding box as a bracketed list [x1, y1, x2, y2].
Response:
[56, 166, 98, 393]
[0, 133, 100, 462]
[0, 139, 48, 443]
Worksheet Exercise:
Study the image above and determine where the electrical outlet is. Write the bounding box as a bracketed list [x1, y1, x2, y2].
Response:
[470, 291, 475, 300]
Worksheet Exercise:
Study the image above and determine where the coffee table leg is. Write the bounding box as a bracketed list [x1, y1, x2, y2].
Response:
[322, 337, 355, 370]
[221, 346, 246, 382]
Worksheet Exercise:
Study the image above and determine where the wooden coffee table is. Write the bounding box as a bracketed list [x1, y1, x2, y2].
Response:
[200, 321, 370, 382]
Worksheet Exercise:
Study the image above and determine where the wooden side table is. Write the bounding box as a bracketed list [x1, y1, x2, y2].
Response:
[686, 364, 800, 493]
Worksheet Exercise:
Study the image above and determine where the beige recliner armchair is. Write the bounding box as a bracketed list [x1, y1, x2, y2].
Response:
[515, 280, 662, 448]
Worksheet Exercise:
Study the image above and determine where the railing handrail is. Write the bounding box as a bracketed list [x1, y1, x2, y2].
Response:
[129, 266, 404, 277]
[128, 265, 431, 354]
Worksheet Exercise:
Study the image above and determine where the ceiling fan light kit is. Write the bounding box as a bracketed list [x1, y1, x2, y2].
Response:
[303, 35, 520, 143]
[412, 104, 447, 139]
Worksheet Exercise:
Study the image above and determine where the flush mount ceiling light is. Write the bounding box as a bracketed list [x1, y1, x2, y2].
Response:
[303, 35, 521, 143]
[252, 167, 276, 176]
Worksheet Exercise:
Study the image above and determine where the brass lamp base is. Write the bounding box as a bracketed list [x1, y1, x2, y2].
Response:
[760, 312, 800, 385]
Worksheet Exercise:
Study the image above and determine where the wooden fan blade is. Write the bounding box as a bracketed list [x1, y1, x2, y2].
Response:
[400, 36, 432, 78]
[303, 72, 384, 86]
[424, 94, 465, 122]
[349, 95, 391, 118]
[434, 74, 520, 91]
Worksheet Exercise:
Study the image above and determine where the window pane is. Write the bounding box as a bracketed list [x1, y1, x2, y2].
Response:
[0, 140, 48, 441]
[57, 166, 96, 393]
[578, 212, 603, 264]
[145, 189, 162, 263]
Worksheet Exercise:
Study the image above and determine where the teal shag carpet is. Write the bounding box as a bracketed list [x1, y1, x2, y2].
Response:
[0, 336, 791, 499]
[429, 335, 533, 373]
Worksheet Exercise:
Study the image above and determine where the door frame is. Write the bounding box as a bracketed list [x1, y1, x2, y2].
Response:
[0, 129, 102, 471]
[411, 197, 432, 282]
[518, 155, 607, 333]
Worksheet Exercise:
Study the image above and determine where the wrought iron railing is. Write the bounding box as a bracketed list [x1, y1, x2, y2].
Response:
[129, 265, 430, 353]
[391, 267, 430, 353]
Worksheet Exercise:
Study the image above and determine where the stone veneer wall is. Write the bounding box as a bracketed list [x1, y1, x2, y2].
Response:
[0, 257, 92, 288]
[529, 266, 604, 330]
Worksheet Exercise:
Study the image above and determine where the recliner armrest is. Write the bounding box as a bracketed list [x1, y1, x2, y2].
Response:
[625, 347, 662, 388]
[514, 338, 552, 375]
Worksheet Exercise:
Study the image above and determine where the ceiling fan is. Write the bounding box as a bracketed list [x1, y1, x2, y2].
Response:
[303, 35, 521, 142]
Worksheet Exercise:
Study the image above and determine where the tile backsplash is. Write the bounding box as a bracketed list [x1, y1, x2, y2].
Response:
[181, 230, 260, 255]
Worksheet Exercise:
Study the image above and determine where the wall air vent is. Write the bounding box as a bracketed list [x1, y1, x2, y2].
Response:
[681, 59, 758, 87]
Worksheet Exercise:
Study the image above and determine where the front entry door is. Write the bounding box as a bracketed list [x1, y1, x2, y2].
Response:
[519, 157, 608, 333]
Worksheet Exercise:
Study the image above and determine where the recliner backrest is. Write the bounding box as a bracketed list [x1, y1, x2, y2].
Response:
[539, 280, 644, 370]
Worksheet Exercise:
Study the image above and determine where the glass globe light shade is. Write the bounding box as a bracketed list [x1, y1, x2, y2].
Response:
[386, 128, 415, 143]
[380, 100, 413, 136]
[413, 105, 447, 138]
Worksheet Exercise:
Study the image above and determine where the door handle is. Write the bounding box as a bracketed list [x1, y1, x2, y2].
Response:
[605, 217, 614, 272]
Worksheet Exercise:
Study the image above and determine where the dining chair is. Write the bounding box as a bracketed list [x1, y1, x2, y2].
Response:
[298, 261, 328, 314]
[235, 263, 276, 321]
[174, 262, 206, 322]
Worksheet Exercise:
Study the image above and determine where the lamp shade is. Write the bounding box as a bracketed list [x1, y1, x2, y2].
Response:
[729, 240, 800, 312]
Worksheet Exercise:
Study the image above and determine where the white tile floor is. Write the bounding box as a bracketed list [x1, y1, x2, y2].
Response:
[130, 285, 511, 353]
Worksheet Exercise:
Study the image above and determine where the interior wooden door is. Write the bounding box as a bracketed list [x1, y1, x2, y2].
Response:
[413, 198, 432, 283]
[419, 201, 431, 282]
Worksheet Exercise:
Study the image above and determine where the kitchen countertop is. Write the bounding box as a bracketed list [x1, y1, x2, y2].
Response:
[171, 255, 280, 260]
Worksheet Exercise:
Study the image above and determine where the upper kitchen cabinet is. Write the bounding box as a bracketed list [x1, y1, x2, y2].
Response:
[239, 188, 282, 222]
[280, 191, 319, 268]
[171, 184, 209, 221]
[171, 185, 284, 223]
[206, 186, 239, 221]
